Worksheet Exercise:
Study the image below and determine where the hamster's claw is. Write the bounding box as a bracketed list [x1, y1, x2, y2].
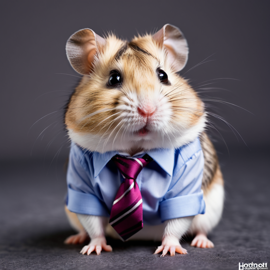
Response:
[154, 245, 187, 257]
[80, 243, 112, 255]
[80, 237, 112, 255]
[154, 235, 187, 257]
[191, 233, 214, 248]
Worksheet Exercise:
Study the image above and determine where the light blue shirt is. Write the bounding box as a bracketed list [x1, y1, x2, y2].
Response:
[66, 138, 205, 225]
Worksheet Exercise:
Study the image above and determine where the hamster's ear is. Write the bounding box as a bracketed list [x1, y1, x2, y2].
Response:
[152, 24, 188, 72]
[66, 28, 106, 75]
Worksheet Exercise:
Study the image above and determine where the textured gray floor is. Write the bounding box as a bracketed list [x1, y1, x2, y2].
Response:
[1, 149, 270, 270]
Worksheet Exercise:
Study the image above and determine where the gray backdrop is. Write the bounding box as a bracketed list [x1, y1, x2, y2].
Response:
[1, 0, 269, 161]
[1, 2, 270, 269]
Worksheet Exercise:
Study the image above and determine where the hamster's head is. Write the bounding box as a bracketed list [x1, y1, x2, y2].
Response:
[65, 24, 206, 154]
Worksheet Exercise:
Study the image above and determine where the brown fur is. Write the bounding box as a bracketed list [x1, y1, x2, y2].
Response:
[200, 132, 224, 194]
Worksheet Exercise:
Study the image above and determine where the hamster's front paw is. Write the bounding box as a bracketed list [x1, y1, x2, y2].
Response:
[80, 236, 112, 255]
[154, 235, 188, 257]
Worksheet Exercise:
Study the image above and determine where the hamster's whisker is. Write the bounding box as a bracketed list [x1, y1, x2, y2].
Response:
[169, 97, 202, 102]
[207, 112, 247, 146]
[205, 120, 229, 153]
[197, 87, 229, 92]
[99, 114, 123, 131]
[194, 77, 240, 88]
[29, 111, 59, 133]
[31, 121, 58, 156]
[165, 88, 192, 98]
[50, 142, 66, 167]
[112, 121, 126, 149]
[171, 104, 202, 110]
[96, 116, 124, 150]
[194, 82, 216, 88]
[182, 53, 216, 76]
[89, 111, 123, 131]
[170, 96, 250, 114]
[172, 106, 204, 115]
[44, 130, 63, 151]
[201, 99, 252, 114]
[120, 123, 128, 144]
[163, 85, 185, 98]
[102, 119, 125, 153]
[172, 109, 203, 117]
[34, 90, 75, 102]
[67, 105, 112, 113]
[55, 72, 82, 79]
[79, 108, 116, 123]
[183, 60, 214, 75]
[69, 93, 104, 99]
[121, 121, 131, 144]
[195, 89, 229, 95]
[164, 89, 191, 99]
[43, 130, 69, 160]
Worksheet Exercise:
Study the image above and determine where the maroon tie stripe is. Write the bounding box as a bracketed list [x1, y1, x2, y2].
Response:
[109, 154, 152, 241]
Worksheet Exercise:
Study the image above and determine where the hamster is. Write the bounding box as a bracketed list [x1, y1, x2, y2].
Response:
[63, 24, 224, 257]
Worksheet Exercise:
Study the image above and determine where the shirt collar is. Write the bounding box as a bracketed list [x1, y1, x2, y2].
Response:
[146, 148, 174, 176]
[93, 150, 118, 178]
[93, 148, 174, 177]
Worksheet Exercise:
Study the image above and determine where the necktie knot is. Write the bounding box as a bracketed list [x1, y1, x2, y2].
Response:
[113, 154, 152, 180]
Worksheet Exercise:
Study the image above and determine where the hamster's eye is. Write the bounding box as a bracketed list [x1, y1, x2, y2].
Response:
[157, 69, 169, 84]
[107, 70, 122, 87]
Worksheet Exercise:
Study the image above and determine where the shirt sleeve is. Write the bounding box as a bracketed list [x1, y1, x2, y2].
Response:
[159, 149, 206, 222]
[66, 143, 109, 217]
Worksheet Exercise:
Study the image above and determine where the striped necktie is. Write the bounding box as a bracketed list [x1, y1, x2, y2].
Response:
[109, 154, 152, 241]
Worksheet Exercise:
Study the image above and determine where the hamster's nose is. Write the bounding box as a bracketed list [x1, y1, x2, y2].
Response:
[137, 105, 156, 117]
